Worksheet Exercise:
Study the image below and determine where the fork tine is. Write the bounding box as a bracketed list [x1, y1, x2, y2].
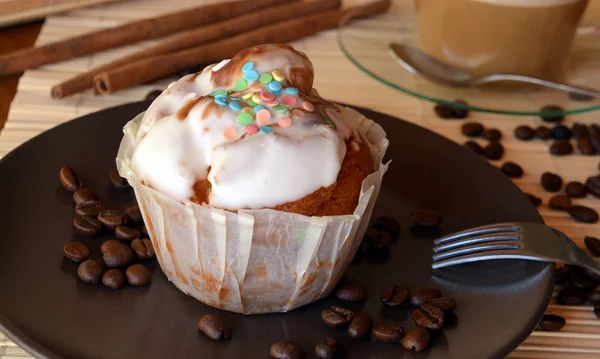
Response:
[432, 250, 533, 269]
[433, 233, 520, 253]
[432, 241, 521, 261]
[434, 224, 520, 245]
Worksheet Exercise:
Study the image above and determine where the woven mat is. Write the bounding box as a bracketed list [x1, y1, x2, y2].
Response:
[1, 0, 600, 358]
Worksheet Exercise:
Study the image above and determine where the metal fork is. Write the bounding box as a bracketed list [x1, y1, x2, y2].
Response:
[432, 222, 600, 275]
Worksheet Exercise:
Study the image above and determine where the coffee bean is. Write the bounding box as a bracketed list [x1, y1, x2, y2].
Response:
[548, 195, 572, 211]
[74, 201, 103, 217]
[463, 140, 484, 155]
[591, 124, 600, 135]
[102, 269, 125, 290]
[381, 285, 409, 307]
[59, 166, 83, 191]
[550, 140, 573, 156]
[525, 193, 542, 207]
[270, 341, 303, 359]
[591, 133, 600, 153]
[411, 209, 442, 227]
[483, 128, 502, 142]
[145, 89, 162, 101]
[541, 172, 563, 192]
[348, 313, 373, 341]
[569, 271, 597, 290]
[403, 327, 430, 352]
[585, 175, 600, 198]
[565, 181, 587, 198]
[411, 288, 441, 306]
[535, 126, 552, 140]
[514, 125, 535, 140]
[63, 241, 90, 263]
[73, 216, 103, 236]
[125, 264, 152, 286]
[101, 239, 121, 254]
[577, 139, 595, 155]
[500, 162, 523, 178]
[72, 188, 98, 205]
[573, 123, 591, 140]
[555, 266, 574, 284]
[584, 236, 600, 256]
[102, 244, 134, 269]
[461, 122, 484, 137]
[364, 228, 392, 249]
[98, 209, 128, 229]
[77, 259, 104, 284]
[584, 269, 600, 284]
[124, 206, 143, 223]
[115, 225, 141, 241]
[321, 306, 354, 327]
[568, 205, 599, 223]
[595, 304, 600, 319]
[336, 281, 366, 302]
[109, 168, 129, 189]
[372, 216, 400, 238]
[131, 238, 155, 260]
[540, 105, 564, 123]
[197, 313, 232, 341]
[589, 288, 600, 305]
[557, 288, 588, 305]
[427, 297, 457, 312]
[539, 315, 566, 331]
[452, 100, 469, 119]
[412, 304, 445, 330]
[551, 125, 572, 140]
[434, 104, 455, 119]
[483, 141, 504, 160]
[372, 324, 405, 343]
[315, 338, 344, 359]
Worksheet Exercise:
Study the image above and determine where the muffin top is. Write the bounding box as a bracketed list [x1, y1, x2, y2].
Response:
[131, 44, 365, 212]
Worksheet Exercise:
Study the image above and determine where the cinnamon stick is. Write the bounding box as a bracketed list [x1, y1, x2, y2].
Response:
[0, 0, 291, 76]
[52, 0, 341, 99]
[95, 0, 391, 95]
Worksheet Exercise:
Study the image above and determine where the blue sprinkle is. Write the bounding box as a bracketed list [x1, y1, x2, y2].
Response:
[254, 104, 267, 114]
[260, 126, 273, 134]
[285, 87, 298, 95]
[230, 97, 241, 102]
[269, 89, 282, 96]
[268, 80, 282, 92]
[229, 101, 242, 111]
[244, 70, 259, 81]
[242, 61, 255, 72]
[214, 94, 228, 100]
[214, 97, 228, 106]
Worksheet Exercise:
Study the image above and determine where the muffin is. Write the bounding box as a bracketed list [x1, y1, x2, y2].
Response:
[117, 44, 389, 314]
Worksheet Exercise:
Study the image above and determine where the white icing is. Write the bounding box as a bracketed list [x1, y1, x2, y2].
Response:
[130, 45, 355, 211]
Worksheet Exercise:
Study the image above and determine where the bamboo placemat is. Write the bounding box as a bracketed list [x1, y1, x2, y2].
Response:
[1, 0, 600, 358]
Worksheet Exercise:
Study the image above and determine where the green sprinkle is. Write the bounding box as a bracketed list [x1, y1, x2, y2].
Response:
[245, 99, 257, 107]
[273, 105, 288, 113]
[235, 79, 247, 91]
[259, 73, 273, 84]
[237, 112, 254, 125]
[325, 118, 337, 129]
[210, 89, 227, 97]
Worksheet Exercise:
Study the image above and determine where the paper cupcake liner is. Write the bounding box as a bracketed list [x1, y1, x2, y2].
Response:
[116, 106, 389, 314]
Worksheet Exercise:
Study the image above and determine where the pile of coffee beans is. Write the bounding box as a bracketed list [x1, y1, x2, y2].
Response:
[457, 120, 505, 160]
[60, 166, 155, 289]
[554, 262, 600, 320]
[539, 172, 599, 223]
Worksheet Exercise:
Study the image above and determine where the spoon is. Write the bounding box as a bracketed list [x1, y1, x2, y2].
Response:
[388, 43, 600, 99]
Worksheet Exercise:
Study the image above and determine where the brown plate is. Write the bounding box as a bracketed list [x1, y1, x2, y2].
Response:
[0, 101, 553, 359]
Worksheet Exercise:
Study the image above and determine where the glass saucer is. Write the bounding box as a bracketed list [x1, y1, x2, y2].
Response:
[336, 1, 600, 117]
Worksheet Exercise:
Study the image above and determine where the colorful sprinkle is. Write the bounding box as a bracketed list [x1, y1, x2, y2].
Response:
[266, 101, 279, 107]
[254, 104, 267, 114]
[215, 97, 228, 106]
[237, 112, 254, 125]
[268, 80, 282, 92]
[252, 94, 262, 104]
[229, 92, 243, 98]
[235, 79, 247, 91]
[259, 126, 273, 134]
[303, 101, 314, 112]
[242, 61, 254, 72]
[229, 101, 242, 111]
[223, 126, 236, 139]
[273, 105, 288, 113]
[260, 91, 275, 102]
[245, 124, 259, 134]
[272, 70, 285, 82]
[211, 89, 228, 96]
[230, 97, 241, 102]
[244, 70, 259, 81]
[246, 99, 257, 107]
[292, 109, 304, 118]
[325, 118, 337, 129]
[242, 92, 254, 100]
[282, 95, 296, 105]
[214, 93, 228, 100]
[256, 109, 271, 124]
[259, 73, 273, 84]
[279, 117, 292, 128]
[250, 85, 263, 92]
[285, 87, 298, 95]
[242, 107, 254, 114]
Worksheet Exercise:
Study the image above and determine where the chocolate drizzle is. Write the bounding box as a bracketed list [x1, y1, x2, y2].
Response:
[175, 96, 205, 121]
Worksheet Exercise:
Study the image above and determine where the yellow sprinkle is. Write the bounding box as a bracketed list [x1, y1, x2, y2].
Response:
[242, 107, 254, 114]
[242, 92, 254, 100]
[272, 70, 285, 82]
[252, 94, 262, 104]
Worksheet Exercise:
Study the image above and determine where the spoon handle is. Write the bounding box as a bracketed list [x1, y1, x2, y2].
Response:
[472, 73, 600, 98]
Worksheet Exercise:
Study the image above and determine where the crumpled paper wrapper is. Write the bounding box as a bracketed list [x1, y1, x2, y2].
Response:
[116, 106, 389, 314]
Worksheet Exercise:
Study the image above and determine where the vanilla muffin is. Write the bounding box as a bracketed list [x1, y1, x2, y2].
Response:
[117, 44, 389, 314]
